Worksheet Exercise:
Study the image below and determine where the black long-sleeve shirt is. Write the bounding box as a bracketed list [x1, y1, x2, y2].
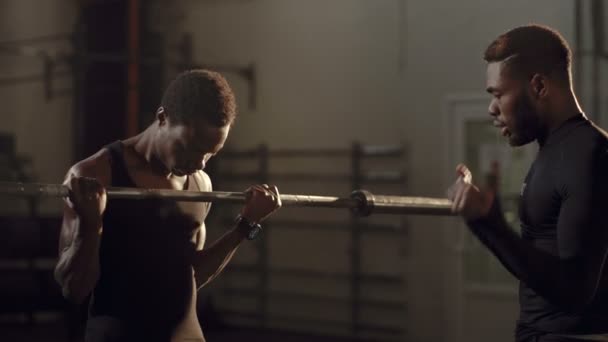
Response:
[467, 114, 608, 341]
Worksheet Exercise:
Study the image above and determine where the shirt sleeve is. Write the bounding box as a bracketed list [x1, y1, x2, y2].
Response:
[466, 145, 608, 312]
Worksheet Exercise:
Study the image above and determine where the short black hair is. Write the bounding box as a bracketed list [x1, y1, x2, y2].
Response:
[160, 69, 237, 127]
[484, 24, 572, 83]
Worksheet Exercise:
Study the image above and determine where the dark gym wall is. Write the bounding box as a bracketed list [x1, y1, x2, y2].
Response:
[74, 0, 127, 160]
[74, 0, 162, 160]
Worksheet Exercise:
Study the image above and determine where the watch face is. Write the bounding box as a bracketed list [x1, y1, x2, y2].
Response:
[248, 226, 261, 240]
[236, 215, 262, 240]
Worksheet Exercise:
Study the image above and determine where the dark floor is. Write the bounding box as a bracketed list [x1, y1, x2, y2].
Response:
[0, 323, 374, 342]
[0, 323, 68, 342]
[207, 330, 375, 342]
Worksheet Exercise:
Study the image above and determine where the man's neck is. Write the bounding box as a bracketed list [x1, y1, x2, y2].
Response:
[547, 88, 583, 130]
[131, 126, 173, 178]
[537, 89, 583, 146]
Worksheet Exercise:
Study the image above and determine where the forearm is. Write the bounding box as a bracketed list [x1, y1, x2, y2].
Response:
[467, 201, 585, 310]
[54, 218, 102, 304]
[193, 225, 247, 288]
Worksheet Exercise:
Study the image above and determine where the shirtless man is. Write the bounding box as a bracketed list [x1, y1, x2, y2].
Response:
[54, 69, 281, 341]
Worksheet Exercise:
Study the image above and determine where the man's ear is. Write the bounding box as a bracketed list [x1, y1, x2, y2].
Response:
[156, 107, 167, 126]
[529, 73, 548, 99]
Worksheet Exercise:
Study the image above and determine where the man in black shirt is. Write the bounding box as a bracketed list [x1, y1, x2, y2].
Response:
[448, 25, 608, 341]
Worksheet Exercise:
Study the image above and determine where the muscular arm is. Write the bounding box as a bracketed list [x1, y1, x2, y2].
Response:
[192, 172, 248, 288]
[192, 222, 248, 288]
[54, 203, 102, 303]
[54, 152, 110, 304]
[467, 146, 608, 312]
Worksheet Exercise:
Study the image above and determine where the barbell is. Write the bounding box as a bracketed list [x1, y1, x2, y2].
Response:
[0, 181, 454, 217]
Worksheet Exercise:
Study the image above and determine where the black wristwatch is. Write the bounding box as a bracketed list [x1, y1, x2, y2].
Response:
[235, 215, 262, 240]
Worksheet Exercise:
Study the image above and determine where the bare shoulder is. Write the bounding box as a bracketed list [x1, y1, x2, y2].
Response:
[193, 170, 212, 222]
[193, 170, 212, 192]
[59, 148, 113, 248]
[64, 148, 112, 187]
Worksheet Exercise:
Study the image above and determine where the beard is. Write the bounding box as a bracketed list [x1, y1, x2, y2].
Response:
[507, 92, 543, 147]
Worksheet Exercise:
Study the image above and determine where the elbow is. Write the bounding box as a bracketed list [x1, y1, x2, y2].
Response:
[54, 267, 94, 305]
[59, 277, 94, 304]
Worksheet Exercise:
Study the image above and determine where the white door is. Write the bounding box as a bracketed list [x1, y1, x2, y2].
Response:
[442, 94, 536, 342]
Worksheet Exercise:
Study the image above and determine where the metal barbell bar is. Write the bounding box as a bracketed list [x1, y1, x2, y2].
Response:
[0, 182, 454, 217]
